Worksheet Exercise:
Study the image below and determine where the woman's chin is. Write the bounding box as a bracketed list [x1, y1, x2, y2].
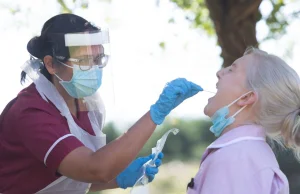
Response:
[203, 105, 210, 116]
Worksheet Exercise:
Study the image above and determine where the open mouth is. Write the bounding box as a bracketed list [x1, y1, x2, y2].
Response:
[207, 86, 218, 102]
[208, 92, 217, 102]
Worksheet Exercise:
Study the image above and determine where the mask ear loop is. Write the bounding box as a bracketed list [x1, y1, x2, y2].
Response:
[227, 91, 253, 107]
[232, 105, 247, 117]
[52, 48, 75, 82]
[51, 48, 72, 81]
[227, 91, 252, 117]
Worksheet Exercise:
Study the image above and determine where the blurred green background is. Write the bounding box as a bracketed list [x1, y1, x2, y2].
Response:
[88, 117, 300, 194]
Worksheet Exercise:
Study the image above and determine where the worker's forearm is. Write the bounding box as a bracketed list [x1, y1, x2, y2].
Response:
[90, 111, 156, 181]
[89, 179, 118, 191]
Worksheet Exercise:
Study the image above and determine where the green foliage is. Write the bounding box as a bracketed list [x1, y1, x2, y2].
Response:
[159, 42, 166, 49]
[170, 0, 215, 36]
[264, 0, 289, 40]
[57, 0, 72, 13]
[139, 118, 213, 161]
[9, 7, 20, 15]
[0, 4, 20, 15]
[56, 0, 98, 13]
[102, 122, 120, 143]
[170, 0, 298, 40]
[104, 117, 214, 162]
[49, 0, 300, 41]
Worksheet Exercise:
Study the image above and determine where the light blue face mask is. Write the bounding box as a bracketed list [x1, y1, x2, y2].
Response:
[209, 91, 252, 137]
[55, 63, 102, 99]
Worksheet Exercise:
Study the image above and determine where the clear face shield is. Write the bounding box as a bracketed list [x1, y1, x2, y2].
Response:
[53, 29, 111, 99]
[63, 29, 110, 69]
[21, 28, 112, 147]
[61, 29, 112, 141]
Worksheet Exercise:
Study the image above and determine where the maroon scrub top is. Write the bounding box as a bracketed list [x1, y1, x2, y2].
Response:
[0, 84, 96, 194]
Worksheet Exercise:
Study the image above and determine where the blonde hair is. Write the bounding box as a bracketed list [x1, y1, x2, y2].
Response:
[244, 47, 300, 159]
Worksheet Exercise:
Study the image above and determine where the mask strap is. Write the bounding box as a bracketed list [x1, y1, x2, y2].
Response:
[54, 73, 63, 81]
[227, 91, 252, 108]
[57, 60, 74, 69]
[54, 60, 74, 82]
[232, 105, 247, 117]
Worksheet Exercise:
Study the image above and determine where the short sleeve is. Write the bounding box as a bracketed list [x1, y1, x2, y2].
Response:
[15, 107, 84, 171]
[254, 168, 289, 194]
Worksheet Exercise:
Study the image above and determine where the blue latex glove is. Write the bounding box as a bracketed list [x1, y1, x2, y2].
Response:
[116, 153, 164, 189]
[150, 78, 203, 125]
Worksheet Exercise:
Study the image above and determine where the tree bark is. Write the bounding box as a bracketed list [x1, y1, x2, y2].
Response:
[205, 0, 262, 67]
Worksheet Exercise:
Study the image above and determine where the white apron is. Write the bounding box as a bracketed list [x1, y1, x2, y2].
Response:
[22, 59, 107, 194]
[36, 131, 106, 194]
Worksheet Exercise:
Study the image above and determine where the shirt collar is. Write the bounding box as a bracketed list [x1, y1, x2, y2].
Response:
[207, 124, 266, 149]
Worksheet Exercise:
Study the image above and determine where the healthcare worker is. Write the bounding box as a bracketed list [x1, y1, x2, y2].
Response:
[0, 14, 202, 194]
[187, 47, 294, 194]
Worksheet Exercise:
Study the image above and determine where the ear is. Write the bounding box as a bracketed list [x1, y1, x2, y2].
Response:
[43, 55, 56, 75]
[237, 91, 257, 107]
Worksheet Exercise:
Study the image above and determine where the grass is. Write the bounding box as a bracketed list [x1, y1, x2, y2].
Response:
[88, 160, 200, 194]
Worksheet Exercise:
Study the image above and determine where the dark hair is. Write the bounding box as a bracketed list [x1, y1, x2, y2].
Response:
[21, 13, 99, 84]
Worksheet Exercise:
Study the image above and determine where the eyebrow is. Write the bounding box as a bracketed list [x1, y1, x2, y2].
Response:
[231, 63, 237, 68]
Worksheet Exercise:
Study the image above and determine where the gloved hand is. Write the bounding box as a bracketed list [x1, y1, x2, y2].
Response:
[150, 78, 203, 125]
[116, 153, 164, 189]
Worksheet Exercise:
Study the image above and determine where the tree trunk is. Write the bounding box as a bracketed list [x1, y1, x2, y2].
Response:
[205, 0, 262, 68]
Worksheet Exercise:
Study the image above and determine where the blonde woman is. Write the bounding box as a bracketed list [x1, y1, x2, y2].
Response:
[187, 47, 298, 194]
